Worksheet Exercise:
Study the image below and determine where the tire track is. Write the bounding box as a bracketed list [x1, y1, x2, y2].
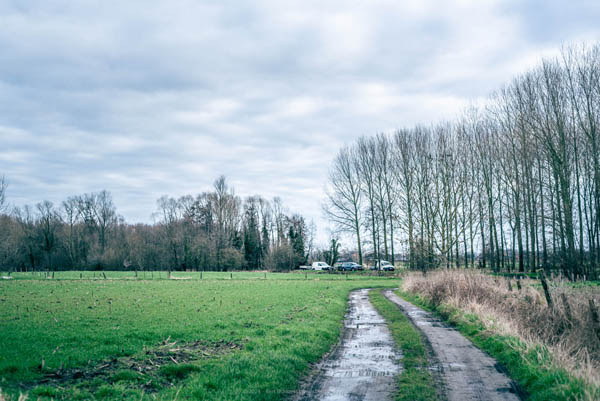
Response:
[293, 289, 402, 401]
[383, 290, 521, 401]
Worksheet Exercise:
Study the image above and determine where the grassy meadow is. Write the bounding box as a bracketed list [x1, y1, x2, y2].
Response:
[1, 270, 399, 281]
[0, 272, 398, 400]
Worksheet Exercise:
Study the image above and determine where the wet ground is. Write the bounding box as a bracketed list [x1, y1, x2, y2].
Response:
[294, 289, 401, 401]
[383, 290, 521, 401]
[294, 289, 522, 401]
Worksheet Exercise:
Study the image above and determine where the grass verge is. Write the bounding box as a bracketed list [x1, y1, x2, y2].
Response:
[396, 289, 598, 401]
[369, 290, 439, 401]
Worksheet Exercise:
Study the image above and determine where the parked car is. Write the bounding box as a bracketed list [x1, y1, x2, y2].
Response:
[339, 262, 361, 271]
[369, 260, 395, 271]
[381, 261, 395, 271]
[311, 261, 331, 271]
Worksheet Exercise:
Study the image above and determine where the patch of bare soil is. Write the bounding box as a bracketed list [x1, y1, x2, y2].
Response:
[28, 338, 242, 393]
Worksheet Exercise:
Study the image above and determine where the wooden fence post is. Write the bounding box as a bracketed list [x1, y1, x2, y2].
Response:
[589, 299, 600, 341]
[538, 270, 553, 308]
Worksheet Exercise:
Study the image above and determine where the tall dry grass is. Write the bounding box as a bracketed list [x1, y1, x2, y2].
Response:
[402, 270, 600, 386]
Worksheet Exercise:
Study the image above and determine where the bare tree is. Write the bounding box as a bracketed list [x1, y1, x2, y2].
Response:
[323, 146, 364, 265]
[37, 201, 60, 270]
[357, 136, 381, 264]
[0, 175, 7, 214]
[393, 129, 416, 268]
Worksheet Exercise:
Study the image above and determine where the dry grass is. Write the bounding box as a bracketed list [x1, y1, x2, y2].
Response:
[402, 270, 600, 387]
[0, 388, 27, 401]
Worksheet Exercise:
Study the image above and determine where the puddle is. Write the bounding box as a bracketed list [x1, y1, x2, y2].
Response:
[294, 289, 402, 401]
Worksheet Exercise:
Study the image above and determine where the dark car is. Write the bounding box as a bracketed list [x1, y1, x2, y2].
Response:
[340, 262, 361, 271]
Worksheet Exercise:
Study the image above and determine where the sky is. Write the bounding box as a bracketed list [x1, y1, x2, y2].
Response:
[1, 0, 600, 246]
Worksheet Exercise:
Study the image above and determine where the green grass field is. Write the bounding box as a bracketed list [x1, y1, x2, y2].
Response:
[1, 269, 399, 281]
[0, 272, 398, 400]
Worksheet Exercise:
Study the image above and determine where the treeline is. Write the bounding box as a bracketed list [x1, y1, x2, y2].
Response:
[325, 44, 600, 279]
[0, 175, 310, 271]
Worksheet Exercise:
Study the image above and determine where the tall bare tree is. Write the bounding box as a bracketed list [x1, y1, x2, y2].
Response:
[323, 146, 364, 265]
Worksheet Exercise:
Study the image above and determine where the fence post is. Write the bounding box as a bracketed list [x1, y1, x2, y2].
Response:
[589, 299, 600, 341]
[538, 270, 553, 308]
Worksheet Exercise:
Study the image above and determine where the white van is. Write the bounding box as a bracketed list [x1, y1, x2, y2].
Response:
[311, 261, 331, 271]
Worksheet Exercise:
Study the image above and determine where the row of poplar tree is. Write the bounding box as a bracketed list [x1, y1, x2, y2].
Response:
[324, 44, 600, 280]
[0, 175, 309, 271]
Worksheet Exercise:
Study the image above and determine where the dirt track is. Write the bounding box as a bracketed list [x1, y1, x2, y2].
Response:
[294, 289, 522, 401]
[294, 289, 401, 401]
[383, 290, 521, 401]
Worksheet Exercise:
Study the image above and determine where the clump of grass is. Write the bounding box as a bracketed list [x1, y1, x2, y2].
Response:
[159, 364, 201, 381]
[110, 370, 142, 383]
[0, 388, 28, 401]
[369, 290, 439, 401]
[29, 386, 57, 398]
[401, 270, 600, 399]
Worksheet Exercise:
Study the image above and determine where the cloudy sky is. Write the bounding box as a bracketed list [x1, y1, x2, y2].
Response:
[1, 0, 599, 244]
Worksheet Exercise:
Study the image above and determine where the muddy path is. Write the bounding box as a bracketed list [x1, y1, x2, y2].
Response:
[383, 290, 521, 401]
[293, 289, 401, 401]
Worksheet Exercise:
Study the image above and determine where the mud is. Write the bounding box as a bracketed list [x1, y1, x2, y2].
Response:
[294, 289, 401, 401]
[26, 338, 241, 392]
[383, 290, 521, 401]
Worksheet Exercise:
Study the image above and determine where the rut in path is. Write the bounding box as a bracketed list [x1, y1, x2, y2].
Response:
[294, 289, 402, 401]
[383, 290, 522, 401]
